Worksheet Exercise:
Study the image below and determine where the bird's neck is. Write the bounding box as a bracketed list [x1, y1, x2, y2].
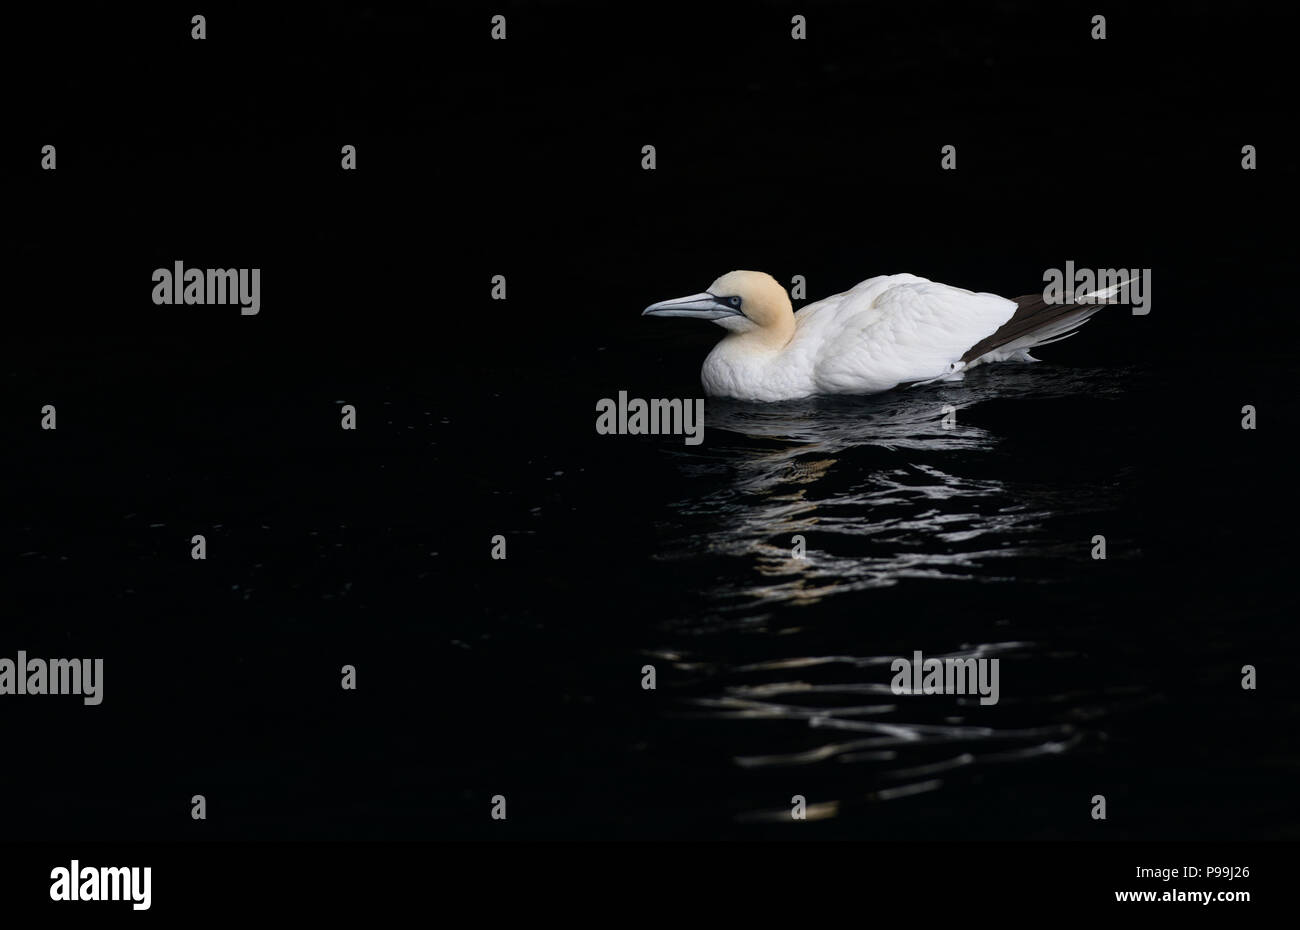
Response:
[723, 317, 795, 354]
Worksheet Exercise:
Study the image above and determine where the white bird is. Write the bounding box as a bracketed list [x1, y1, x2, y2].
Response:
[642, 271, 1108, 402]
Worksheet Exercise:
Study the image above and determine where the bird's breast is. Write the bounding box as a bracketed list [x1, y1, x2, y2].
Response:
[702, 340, 814, 402]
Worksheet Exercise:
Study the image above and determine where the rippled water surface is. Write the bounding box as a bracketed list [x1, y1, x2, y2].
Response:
[6, 354, 1297, 841]
[494, 355, 1294, 840]
[590, 365, 1150, 831]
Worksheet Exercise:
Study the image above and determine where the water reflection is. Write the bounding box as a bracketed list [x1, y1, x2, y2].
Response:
[645, 365, 1137, 821]
[656, 366, 1127, 607]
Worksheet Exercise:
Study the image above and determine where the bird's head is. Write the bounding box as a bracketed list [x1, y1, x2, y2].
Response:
[642, 271, 793, 336]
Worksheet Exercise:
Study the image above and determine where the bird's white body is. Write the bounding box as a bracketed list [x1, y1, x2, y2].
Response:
[643, 270, 1104, 403]
[700, 273, 1017, 401]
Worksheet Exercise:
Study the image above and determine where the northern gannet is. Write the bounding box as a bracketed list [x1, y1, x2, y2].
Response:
[642, 271, 1106, 402]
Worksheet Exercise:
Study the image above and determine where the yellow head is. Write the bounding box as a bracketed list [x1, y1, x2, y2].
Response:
[642, 271, 795, 344]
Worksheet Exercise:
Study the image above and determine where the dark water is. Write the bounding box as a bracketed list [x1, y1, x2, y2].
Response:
[5, 1, 1297, 846]
[479, 354, 1292, 840]
[579, 365, 1142, 830]
[12, 341, 1296, 841]
[471, 350, 1295, 841]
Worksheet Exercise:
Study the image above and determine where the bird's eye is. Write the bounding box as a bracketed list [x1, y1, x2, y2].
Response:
[728, 296, 742, 308]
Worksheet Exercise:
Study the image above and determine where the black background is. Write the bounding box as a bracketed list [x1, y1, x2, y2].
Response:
[4, 0, 1297, 869]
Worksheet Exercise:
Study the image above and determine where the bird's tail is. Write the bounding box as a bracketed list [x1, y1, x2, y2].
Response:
[961, 278, 1129, 366]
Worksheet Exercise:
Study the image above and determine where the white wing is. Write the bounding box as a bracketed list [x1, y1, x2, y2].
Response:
[792, 275, 1018, 394]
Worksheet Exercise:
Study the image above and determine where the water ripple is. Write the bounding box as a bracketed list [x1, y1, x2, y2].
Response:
[646, 365, 1145, 823]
